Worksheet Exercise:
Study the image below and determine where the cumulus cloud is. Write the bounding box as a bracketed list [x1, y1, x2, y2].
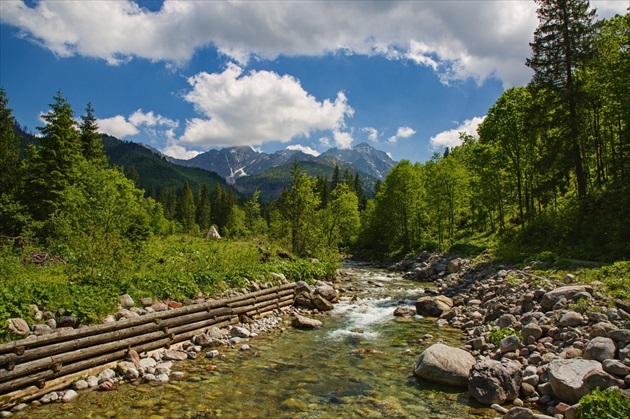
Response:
[129, 109, 178, 128]
[161, 142, 201, 160]
[287, 144, 320, 157]
[430, 116, 485, 149]
[178, 63, 353, 147]
[362, 127, 379, 142]
[97, 115, 139, 138]
[333, 130, 354, 149]
[3, 1, 625, 86]
[388, 126, 416, 144]
[96, 109, 178, 144]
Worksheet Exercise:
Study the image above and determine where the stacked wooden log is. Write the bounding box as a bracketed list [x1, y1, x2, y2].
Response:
[0, 283, 296, 409]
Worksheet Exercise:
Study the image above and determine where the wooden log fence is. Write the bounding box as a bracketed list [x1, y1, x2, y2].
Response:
[0, 282, 297, 409]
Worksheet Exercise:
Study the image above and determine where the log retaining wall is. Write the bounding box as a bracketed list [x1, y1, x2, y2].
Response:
[0, 282, 297, 409]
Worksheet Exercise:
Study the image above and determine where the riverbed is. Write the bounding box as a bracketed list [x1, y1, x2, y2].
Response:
[24, 263, 496, 418]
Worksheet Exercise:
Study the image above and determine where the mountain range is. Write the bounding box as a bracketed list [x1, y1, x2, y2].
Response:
[168, 142, 396, 185]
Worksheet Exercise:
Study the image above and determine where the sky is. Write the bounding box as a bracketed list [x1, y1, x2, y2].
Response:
[1, 1, 627, 163]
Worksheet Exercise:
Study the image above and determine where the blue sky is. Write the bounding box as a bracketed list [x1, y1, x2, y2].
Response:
[1, 1, 626, 163]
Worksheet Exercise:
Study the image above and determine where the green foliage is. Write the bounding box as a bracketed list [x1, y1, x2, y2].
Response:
[487, 327, 521, 345]
[577, 388, 630, 419]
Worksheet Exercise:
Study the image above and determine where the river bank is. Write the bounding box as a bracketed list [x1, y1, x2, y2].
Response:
[391, 252, 630, 418]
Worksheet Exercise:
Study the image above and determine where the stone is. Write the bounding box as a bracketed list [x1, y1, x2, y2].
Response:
[583, 337, 616, 362]
[503, 406, 535, 419]
[522, 322, 543, 342]
[548, 359, 603, 404]
[162, 350, 188, 361]
[312, 295, 334, 311]
[394, 307, 416, 317]
[583, 369, 625, 390]
[61, 389, 78, 403]
[540, 286, 593, 311]
[413, 343, 475, 388]
[32, 324, 54, 336]
[291, 315, 323, 329]
[72, 379, 89, 391]
[602, 359, 630, 377]
[57, 315, 77, 328]
[415, 295, 453, 317]
[7, 318, 30, 335]
[139, 358, 157, 368]
[447, 259, 461, 274]
[150, 302, 169, 312]
[500, 335, 521, 353]
[119, 294, 135, 308]
[125, 368, 140, 380]
[206, 350, 220, 358]
[315, 284, 338, 301]
[86, 375, 99, 388]
[40, 392, 59, 403]
[230, 326, 252, 338]
[116, 361, 136, 375]
[193, 333, 212, 347]
[495, 314, 517, 329]
[607, 329, 630, 342]
[468, 359, 522, 405]
[98, 368, 116, 383]
[558, 312, 583, 327]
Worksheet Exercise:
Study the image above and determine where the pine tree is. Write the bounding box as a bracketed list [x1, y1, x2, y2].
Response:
[25, 90, 84, 221]
[526, 0, 597, 200]
[79, 102, 107, 165]
[0, 88, 20, 196]
[196, 183, 211, 231]
[176, 181, 196, 234]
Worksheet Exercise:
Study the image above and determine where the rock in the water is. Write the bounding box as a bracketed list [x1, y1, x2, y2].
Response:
[162, 350, 188, 361]
[468, 359, 522, 405]
[312, 295, 334, 311]
[583, 336, 616, 362]
[230, 326, 252, 338]
[315, 284, 338, 301]
[393, 307, 416, 317]
[503, 406, 535, 419]
[413, 343, 475, 387]
[61, 389, 78, 403]
[541, 285, 593, 311]
[291, 315, 323, 329]
[415, 295, 453, 317]
[548, 359, 602, 404]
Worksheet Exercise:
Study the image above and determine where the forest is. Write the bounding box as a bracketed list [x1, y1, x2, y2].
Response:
[0, 2, 628, 338]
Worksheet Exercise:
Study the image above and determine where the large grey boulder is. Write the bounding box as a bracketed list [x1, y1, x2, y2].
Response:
[468, 359, 522, 405]
[583, 337, 617, 362]
[548, 359, 603, 404]
[291, 315, 322, 329]
[583, 369, 625, 390]
[415, 295, 453, 317]
[414, 343, 475, 388]
[541, 285, 593, 311]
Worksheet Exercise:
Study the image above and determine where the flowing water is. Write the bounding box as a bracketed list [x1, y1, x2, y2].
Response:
[24, 263, 496, 418]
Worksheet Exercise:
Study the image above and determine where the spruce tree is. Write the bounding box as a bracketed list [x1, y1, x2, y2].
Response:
[26, 90, 84, 221]
[196, 183, 211, 231]
[0, 88, 20, 196]
[79, 102, 107, 165]
[176, 181, 196, 234]
[526, 0, 597, 200]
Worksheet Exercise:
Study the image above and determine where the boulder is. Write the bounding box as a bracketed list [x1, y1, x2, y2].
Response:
[607, 329, 630, 342]
[583, 337, 616, 362]
[291, 315, 323, 329]
[413, 343, 475, 388]
[8, 318, 30, 335]
[468, 359, 522, 405]
[521, 322, 543, 342]
[314, 284, 338, 301]
[548, 359, 603, 404]
[312, 295, 334, 312]
[499, 335, 521, 353]
[415, 295, 453, 317]
[541, 285, 593, 311]
[558, 311, 583, 327]
[162, 350, 188, 361]
[119, 294, 135, 308]
[393, 307, 416, 317]
[583, 369, 625, 390]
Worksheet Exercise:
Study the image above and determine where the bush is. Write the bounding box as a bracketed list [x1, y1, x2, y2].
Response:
[578, 388, 630, 419]
[487, 326, 521, 345]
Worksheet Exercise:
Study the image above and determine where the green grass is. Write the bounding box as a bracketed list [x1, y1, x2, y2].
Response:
[0, 235, 341, 343]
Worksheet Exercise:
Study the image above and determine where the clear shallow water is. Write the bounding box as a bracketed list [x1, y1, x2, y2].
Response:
[24, 264, 495, 418]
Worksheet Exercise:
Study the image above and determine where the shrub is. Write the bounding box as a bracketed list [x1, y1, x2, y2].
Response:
[487, 326, 521, 345]
[578, 388, 630, 419]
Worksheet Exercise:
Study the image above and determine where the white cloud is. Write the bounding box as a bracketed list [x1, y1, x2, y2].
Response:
[362, 127, 379, 142]
[129, 109, 178, 128]
[333, 130, 354, 149]
[287, 144, 320, 157]
[3, 2, 626, 86]
[319, 137, 331, 148]
[97, 115, 139, 138]
[161, 142, 201, 160]
[178, 63, 353, 147]
[430, 116, 485, 149]
[388, 126, 416, 144]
